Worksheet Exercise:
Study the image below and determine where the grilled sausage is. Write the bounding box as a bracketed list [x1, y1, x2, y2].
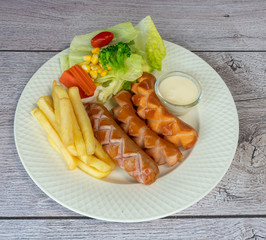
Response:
[131, 73, 198, 149]
[113, 90, 183, 166]
[86, 103, 159, 185]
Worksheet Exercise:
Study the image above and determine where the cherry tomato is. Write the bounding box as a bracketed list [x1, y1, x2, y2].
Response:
[91, 32, 114, 48]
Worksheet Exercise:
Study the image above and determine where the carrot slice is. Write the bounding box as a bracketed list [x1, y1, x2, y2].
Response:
[69, 65, 96, 96]
[73, 65, 96, 92]
[59, 65, 96, 98]
[59, 70, 87, 98]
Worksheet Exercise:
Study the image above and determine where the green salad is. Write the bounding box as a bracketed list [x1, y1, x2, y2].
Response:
[60, 16, 166, 103]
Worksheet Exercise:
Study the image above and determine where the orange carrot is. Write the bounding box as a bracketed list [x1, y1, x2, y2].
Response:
[73, 65, 96, 92]
[60, 65, 97, 98]
[59, 70, 88, 99]
[69, 65, 96, 96]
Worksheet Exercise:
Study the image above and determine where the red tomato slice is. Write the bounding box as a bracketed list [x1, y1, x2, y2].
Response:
[91, 32, 114, 48]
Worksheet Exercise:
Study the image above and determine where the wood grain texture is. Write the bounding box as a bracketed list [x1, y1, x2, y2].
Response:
[0, 52, 265, 217]
[1, 0, 266, 51]
[0, 218, 265, 239]
[0, 0, 265, 237]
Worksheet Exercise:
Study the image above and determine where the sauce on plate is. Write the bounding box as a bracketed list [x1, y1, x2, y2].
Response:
[159, 76, 199, 105]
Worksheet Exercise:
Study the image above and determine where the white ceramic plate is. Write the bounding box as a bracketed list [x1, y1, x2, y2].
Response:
[14, 41, 239, 222]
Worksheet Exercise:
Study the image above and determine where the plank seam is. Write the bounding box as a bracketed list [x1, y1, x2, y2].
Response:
[0, 215, 265, 220]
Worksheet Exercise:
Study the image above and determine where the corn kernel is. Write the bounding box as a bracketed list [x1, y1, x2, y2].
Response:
[79, 61, 86, 66]
[83, 55, 92, 63]
[101, 70, 108, 77]
[91, 54, 99, 65]
[97, 67, 104, 74]
[91, 48, 100, 54]
[90, 65, 99, 71]
[90, 70, 98, 79]
[81, 64, 90, 73]
[107, 65, 112, 70]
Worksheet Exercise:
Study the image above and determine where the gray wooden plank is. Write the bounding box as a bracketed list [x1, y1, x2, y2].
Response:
[0, 218, 265, 239]
[0, 52, 265, 217]
[1, 0, 266, 51]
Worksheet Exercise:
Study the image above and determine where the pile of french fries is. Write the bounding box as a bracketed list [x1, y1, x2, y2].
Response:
[30, 81, 115, 179]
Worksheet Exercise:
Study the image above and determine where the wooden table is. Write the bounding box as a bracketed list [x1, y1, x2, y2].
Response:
[0, 1, 265, 239]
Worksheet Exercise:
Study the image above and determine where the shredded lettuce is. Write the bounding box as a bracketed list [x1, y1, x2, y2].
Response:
[134, 16, 166, 71]
[70, 22, 139, 51]
[96, 54, 142, 102]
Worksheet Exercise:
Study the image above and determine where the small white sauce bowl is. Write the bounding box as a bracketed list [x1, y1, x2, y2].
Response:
[155, 71, 203, 116]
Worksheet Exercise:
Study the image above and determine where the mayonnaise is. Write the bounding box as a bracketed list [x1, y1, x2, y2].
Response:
[159, 76, 199, 105]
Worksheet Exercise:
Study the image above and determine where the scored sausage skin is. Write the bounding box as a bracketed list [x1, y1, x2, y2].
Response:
[86, 103, 159, 185]
[131, 72, 198, 150]
[113, 90, 183, 166]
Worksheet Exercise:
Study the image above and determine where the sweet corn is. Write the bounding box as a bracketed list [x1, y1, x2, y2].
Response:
[97, 67, 104, 74]
[90, 70, 98, 79]
[81, 64, 91, 73]
[79, 61, 87, 66]
[107, 65, 112, 70]
[101, 70, 108, 77]
[91, 54, 99, 65]
[90, 65, 99, 71]
[91, 48, 100, 54]
[83, 55, 92, 63]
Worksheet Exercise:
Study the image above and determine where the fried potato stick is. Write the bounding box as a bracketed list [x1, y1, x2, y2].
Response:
[31, 107, 77, 170]
[68, 87, 95, 155]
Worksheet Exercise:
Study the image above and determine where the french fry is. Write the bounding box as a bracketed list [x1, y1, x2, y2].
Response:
[52, 80, 57, 88]
[94, 139, 116, 170]
[54, 85, 69, 99]
[69, 102, 87, 158]
[49, 134, 78, 159]
[59, 97, 74, 147]
[53, 84, 76, 150]
[68, 87, 95, 155]
[32, 82, 114, 180]
[77, 159, 111, 179]
[86, 155, 112, 172]
[53, 83, 70, 124]
[52, 81, 61, 125]
[48, 135, 111, 178]
[37, 96, 58, 132]
[67, 145, 78, 156]
[42, 96, 53, 108]
[47, 135, 60, 153]
[31, 107, 77, 170]
[48, 134, 111, 179]
[79, 155, 89, 164]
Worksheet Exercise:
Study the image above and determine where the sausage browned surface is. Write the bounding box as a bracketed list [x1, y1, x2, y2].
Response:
[113, 90, 183, 166]
[86, 103, 159, 185]
[131, 72, 198, 150]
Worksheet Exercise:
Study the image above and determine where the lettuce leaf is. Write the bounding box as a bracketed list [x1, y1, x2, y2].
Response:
[59, 55, 69, 72]
[134, 16, 166, 71]
[70, 22, 139, 51]
[120, 80, 137, 91]
[96, 53, 142, 102]
[141, 57, 153, 73]
[68, 50, 90, 67]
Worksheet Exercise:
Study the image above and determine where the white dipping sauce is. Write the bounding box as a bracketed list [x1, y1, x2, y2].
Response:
[159, 76, 199, 105]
